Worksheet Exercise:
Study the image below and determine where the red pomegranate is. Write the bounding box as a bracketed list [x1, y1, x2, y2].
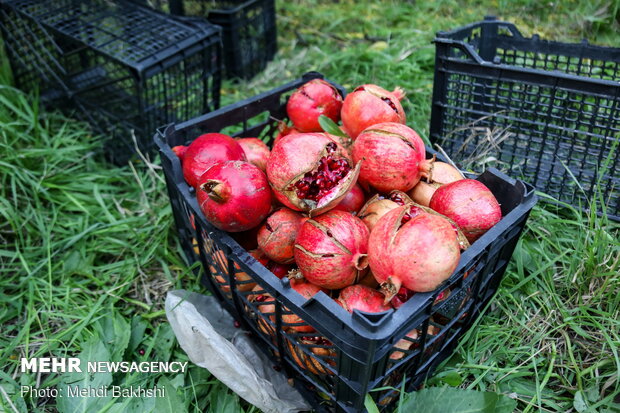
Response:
[267, 133, 361, 216]
[212, 248, 265, 293]
[357, 190, 413, 232]
[352, 122, 431, 192]
[337, 285, 392, 313]
[294, 210, 369, 290]
[237, 138, 270, 172]
[172, 145, 187, 161]
[273, 121, 299, 146]
[429, 179, 502, 243]
[341, 84, 406, 139]
[332, 183, 366, 214]
[266, 261, 292, 279]
[286, 79, 343, 133]
[182, 133, 247, 188]
[197, 161, 272, 232]
[409, 161, 463, 207]
[368, 205, 461, 302]
[257, 208, 305, 264]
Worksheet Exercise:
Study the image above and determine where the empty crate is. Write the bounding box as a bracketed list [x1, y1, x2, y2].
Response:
[0, 0, 222, 164]
[137, 0, 277, 79]
[155, 72, 538, 412]
[430, 16, 620, 220]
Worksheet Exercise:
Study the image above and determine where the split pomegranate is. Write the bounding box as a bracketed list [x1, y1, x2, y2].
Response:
[368, 205, 461, 302]
[409, 161, 463, 207]
[336, 285, 392, 313]
[257, 208, 305, 264]
[294, 210, 369, 290]
[332, 183, 366, 214]
[267, 133, 361, 216]
[237, 137, 270, 172]
[357, 190, 413, 232]
[352, 122, 432, 192]
[429, 179, 502, 243]
[286, 79, 343, 132]
[182, 133, 247, 188]
[197, 161, 272, 232]
[341, 84, 406, 139]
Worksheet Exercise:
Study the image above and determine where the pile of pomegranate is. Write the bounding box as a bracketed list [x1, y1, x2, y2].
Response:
[173, 78, 503, 372]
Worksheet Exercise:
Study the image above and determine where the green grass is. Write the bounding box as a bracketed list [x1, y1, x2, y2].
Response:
[1, 0, 619, 412]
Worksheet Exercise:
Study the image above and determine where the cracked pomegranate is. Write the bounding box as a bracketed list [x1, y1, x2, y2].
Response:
[257, 208, 305, 264]
[353, 122, 432, 192]
[197, 161, 272, 232]
[294, 210, 369, 290]
[337, 285, 392, 313]
[286, 79, 343, 132]
[368, 205, 461, 302]
[341, 84, 406, 139]
[357, 190, 413, 231]
[409, 161, 463, 207]
[267, 133, 361, 216]
[332, 183, 366, 214]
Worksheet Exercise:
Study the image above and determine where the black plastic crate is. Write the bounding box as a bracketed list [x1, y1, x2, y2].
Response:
[430, 16, 620, 220]
[155, 72, 537, 412]
[0, 0, 222, 164]
[136, 0, 277, 79]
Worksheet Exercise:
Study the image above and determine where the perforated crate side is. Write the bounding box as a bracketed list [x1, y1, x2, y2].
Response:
[430, 17, 620, 220]
[156, 72, 538, 412]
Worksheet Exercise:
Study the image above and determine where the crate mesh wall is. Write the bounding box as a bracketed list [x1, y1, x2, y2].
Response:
[431, 19, 620, 219]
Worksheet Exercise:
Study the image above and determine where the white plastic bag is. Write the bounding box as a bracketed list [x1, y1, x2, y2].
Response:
[165, 290, 311, 413]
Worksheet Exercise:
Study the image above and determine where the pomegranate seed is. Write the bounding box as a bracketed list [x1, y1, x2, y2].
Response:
[234, 320, 241, 328]
[138, 349, 145, 356]
[381, 96, 399, 113]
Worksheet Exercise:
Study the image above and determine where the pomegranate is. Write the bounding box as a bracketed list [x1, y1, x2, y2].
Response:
[369, 205, 461, 301]
[336, 285, 392, 313]
[287, 335, 335, 376]
[358, 270, 379, 289]
[182, 133, 246, 188]
[332, 183, 365, 214]
[286, 79, 343, 132]
[391, 286, 451, 309]
[266, 261, 292, 279]
[273, 121, 299, 146]
[341, 84, 406, 139]
[237, 137, 270, 172]
[358, 190, 413, 232]
[390, 324, 440, 361]
[429, 179, 502, 243]
[212, 248, 265, 293]
[251, 277, 326, 334]
[409, 161, 463, 206]
[172, 145, 187, 161]
[267, 133, 361, 216]
[249, 285, 277, 337]
[294, 210, 369, 290]
[352, 122, 432, 192]
[230, 225, 261, 251]
[197, 161, 272, 232]
[257, 208, 305, 264]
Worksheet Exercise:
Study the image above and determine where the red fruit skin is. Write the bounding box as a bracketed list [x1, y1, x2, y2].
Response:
[341, 84, 406, 139]
[353, 122, 429, 192]
[337, 285, 392, 313]
[197, 161, 272, 232]
[332, 183, 365, 214]
[237, 138, 270, 172]
[172, 145, 187, 161]
[369, 206, 460, 299]
[294, 210, 369, 290]
[286, 79, 343, 133]
[429, 179, 502, 243]
[409, 162, 463, 207]
[266, 261, 292, 279]
[357, 191, 413, 232]
[182, 133, 247, 188]
[257, 208, 305, 264]
[273, 121, 299, 146]
[267, 132, 360, 216]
